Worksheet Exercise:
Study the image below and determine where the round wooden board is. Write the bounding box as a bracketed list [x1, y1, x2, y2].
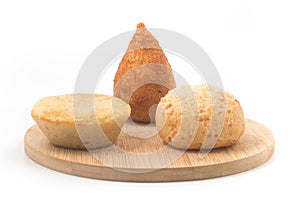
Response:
[24, 119, 274, 182]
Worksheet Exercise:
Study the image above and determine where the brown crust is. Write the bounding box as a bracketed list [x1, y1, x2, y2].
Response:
[136, 22, 145, 29]
[128, 83, 170, 122]
[113, 23, 175, 123]
[114, 49, 171, 86]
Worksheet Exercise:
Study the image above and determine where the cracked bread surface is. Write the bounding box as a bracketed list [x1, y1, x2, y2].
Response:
[156, 85, 245, 149]
[32, 94, 130, 149]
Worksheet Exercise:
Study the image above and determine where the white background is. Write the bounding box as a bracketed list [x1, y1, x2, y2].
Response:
[0, 0, 299, 199]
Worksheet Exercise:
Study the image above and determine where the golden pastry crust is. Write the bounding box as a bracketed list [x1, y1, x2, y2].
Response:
[114, 23, 176, 123]
[156, 85, 245, 149]
[32, 94, 130, 149]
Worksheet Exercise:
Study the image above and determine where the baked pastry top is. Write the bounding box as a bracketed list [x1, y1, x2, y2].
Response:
[32, 94, 130, 149]
[156, 85, 245, 149]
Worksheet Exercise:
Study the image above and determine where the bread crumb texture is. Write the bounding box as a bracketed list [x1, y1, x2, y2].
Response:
[31, 94, 130, 149]
[156, 85, 245, 149]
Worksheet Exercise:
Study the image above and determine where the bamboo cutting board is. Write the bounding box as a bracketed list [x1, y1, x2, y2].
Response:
[24, 119, 274, 182]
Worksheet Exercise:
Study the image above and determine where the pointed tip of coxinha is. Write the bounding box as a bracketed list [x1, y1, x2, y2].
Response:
[127, 22, 160, 51]
[114, 22, 167, 85]
[113, 22, 176, 123]
[136, 22, 145, 29]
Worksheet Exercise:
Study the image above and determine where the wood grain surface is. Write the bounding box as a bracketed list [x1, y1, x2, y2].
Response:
[24, 119, 274, 182]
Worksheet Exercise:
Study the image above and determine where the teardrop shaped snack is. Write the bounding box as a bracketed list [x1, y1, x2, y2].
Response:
[114, 23, 176, 123]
